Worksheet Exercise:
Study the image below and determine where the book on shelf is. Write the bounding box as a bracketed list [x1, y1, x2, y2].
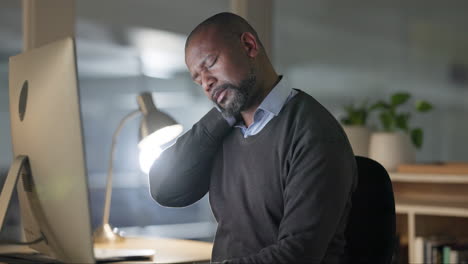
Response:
[414, 236, 468, 264]
[414, 237, 424, 263]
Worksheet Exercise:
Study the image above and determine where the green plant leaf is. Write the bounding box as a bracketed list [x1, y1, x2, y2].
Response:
[369, 101, 389, 111]
[341, 102, 369, 125]
[395, 113, 410, 131]
[415, 100, 433, 112]
[341, 118, 352, 125]
[391, 92, 411, 107]
[351, 113, 366, 125]
[379, 112, 393, 131]
[411, 128, 423, 149]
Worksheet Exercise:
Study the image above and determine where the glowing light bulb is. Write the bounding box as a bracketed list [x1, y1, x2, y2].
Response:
[138, 124, 183, 174]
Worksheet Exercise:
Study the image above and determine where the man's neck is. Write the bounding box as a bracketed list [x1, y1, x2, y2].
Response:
[240, 74, 280, 127]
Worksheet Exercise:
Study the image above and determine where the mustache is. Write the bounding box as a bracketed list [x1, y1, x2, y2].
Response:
[211, 83, 239, 101]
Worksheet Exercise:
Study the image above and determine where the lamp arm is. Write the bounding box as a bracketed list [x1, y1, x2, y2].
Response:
[101, 110, 140, 226]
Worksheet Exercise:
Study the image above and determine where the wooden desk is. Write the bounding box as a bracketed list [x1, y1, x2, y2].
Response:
[95, 237, 213, 264]
[0, 237, 213, 264]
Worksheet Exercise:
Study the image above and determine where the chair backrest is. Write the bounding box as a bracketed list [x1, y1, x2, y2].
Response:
[345, 156, 396, 264]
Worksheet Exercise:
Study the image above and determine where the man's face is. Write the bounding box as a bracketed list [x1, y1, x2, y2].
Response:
[185, 27, 256, 117]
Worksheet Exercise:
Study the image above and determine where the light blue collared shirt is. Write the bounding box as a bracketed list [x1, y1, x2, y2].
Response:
[230, 76, 297, 138]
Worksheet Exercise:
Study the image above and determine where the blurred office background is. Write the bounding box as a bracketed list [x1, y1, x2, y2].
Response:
[1, 0, 467, 244]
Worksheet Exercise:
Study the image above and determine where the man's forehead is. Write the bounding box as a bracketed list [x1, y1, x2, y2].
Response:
[187, 27, 220, 51]
[185, 28, 221, 63]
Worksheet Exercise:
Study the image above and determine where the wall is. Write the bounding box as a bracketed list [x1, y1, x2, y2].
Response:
[273, 0, 468, 162]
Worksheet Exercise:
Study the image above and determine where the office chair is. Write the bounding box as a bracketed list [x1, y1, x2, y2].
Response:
[345, 156, 396, 264]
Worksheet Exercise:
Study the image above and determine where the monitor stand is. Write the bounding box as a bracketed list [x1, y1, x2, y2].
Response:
[0, 156, 48, 260]
[0, 155, 29, 230]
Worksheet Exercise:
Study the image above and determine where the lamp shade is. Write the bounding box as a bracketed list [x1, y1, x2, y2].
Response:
[137, 92, 183, 174]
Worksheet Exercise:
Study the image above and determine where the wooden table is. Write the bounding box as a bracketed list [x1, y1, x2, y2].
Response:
[0, 237, 213, 264]
[94, 237, 213, 263]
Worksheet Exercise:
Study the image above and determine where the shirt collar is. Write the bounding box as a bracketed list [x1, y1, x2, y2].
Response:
[257, 75, 290, 116]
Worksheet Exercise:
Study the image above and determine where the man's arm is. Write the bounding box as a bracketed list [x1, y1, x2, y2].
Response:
[224, 136, 357, 263]
[148, 108, 232, 207]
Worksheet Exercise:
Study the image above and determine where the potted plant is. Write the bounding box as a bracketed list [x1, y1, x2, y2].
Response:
[340, 101, 373, 157]
[368, 92, 433, 171]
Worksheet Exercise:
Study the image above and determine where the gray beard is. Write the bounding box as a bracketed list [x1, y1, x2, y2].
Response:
[215, 73, 257, 119]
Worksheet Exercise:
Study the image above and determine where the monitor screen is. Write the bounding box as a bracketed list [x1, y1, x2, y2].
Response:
[7, 37, 94, 263]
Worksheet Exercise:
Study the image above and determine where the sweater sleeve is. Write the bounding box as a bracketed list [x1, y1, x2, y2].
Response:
[224, 136, 357, 263]
[148, 108, 232, 207]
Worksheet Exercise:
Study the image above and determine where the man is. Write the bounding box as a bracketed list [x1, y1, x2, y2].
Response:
[149, 12, 357, 263]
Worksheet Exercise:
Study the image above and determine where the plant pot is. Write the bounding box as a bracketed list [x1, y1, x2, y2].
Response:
[342, 125, 371, 157]
[369, 132, 415, 172]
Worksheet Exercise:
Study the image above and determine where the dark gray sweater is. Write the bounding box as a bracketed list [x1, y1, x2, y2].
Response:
[149, 90, 357, 263]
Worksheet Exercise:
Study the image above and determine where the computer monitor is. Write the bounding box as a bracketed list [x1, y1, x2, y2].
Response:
[3, 37, 94, 263]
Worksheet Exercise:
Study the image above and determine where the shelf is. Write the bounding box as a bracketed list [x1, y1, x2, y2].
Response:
[390, 173, 468, 184]
[391, 172, 468, 263]
[396, 198, 468, 217]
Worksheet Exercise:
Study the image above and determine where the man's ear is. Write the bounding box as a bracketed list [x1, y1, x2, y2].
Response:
[240, 32, 259, 58]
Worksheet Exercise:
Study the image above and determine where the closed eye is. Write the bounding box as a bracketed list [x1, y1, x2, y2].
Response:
[208, 56, 218, 68]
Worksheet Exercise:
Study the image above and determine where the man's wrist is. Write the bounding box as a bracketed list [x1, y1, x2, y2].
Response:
[222, 115, 236, 126]
[199, 108, 233, 142]
[215, 105, 237, 126]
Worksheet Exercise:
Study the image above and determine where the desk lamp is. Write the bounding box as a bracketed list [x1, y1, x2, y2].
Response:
[93, 92, 183, 243]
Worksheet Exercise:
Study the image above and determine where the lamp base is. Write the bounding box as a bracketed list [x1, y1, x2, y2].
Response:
[93, 223, 125, 243]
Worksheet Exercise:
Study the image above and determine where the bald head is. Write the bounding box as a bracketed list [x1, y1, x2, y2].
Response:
[185, 12, 264, 52]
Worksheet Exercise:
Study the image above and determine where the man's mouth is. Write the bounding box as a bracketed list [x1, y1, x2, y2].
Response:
[216, 89, 228, 104]
[212, 87, 227, 104]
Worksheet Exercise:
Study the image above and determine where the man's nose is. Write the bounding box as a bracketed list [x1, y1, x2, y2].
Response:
[202, 75, 216, 93]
